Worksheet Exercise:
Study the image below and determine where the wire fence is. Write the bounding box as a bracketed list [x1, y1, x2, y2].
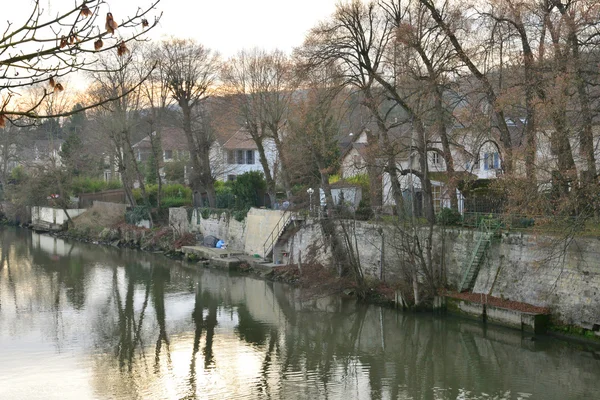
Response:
[459, 211, 600, 235]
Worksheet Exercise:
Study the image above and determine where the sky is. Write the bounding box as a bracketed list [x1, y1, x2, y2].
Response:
[152, 0, 340, 56]
[13, 0, 341, 57]
[1, 0, 341, 92]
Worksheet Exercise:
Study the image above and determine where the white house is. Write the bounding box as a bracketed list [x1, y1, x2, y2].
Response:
[131, 126, 279, 184]
[212, 127, 278, 182]
[340, 130, 369, 178]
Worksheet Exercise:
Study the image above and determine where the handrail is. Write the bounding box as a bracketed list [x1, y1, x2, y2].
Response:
[262, 210, 293, 259]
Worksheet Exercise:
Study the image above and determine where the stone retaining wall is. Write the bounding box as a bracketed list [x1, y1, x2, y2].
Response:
[170, 208, 600, 330]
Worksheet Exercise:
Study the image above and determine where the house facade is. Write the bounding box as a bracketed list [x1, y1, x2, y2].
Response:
[212, 127, 278, 182]
[130, 126, 278, 184]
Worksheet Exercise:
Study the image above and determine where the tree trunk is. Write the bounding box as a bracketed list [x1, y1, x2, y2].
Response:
[271, 133, 293, 200]
[255, 137, 276, 207]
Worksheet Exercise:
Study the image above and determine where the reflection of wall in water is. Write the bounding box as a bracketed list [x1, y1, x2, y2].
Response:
[31, 232, 82, 257]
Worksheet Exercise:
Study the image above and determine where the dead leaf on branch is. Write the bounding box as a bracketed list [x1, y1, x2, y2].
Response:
[0, 115, 5, 128]
[59, 36, 68, 48]
[80, 5, 92, 18]
[94, 38, 103, 50]
[105, 13, 118, 34]
[117, 41, 129, 56]
[49, 76, 55, 88]
[142, 19, 149, 28]
[54, 83, 64, 92]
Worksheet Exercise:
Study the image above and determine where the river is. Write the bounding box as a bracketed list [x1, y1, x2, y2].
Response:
[0, 227, 599, 399]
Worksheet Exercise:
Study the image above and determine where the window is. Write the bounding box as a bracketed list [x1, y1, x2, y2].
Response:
[227, 174, 236, 181]
[236, 150, 244, 164]
[163, 150, 173, 161]
[431, 152, 440, 165]
[246, 150, 255, 165]
[483, 152, 499, 170]
[227, 150, 235, 164]
[432, 185, 442, 214]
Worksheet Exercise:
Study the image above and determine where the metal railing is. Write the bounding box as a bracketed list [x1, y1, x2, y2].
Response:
[262, 210, 293, 260]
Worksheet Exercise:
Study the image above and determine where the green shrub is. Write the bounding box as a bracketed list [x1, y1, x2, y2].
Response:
[437, 207, 462, 226]
[355, 199, 374, 221]
[125, 206, 150, 225]
[231, 171, 266, 209]
[200, 208, 210, 219]
[346, 174, 370, 187]
[71, 176, 122, 194]
[132, 184, 192, 208]
[232, 208, 249, 222]
[161, 196, 191, 208]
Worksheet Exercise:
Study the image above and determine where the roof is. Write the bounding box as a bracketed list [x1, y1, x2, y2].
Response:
[132, 127, 188, 151]
[222, 128, 258, 150]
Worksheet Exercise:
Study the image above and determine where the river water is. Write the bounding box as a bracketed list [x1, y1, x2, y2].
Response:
[1, 228, 599, 400]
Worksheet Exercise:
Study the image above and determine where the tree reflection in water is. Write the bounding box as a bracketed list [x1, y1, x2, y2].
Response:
[1, 227, 600, 400]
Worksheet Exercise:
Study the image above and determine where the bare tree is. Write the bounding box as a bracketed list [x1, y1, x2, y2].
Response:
[161, 38, 221, 207]
[138, 43, 176, 207]
[0, 0, 161, 124]
[222, 48, 297, 204]
[88, 48, 151, 214]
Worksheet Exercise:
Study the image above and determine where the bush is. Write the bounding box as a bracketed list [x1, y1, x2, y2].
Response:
[164, 161, 186, 184]
[132, 184, 192, 208]
[125, 206, 150, 225]
[160, 196, 190, 208]
[71, 176, 122, 194]
[355, 199, 374, 221]
[231, 171, 266, 209]
[437, 207, 462, 226]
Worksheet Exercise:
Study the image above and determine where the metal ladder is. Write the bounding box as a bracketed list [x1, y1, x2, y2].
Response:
[458, 218, 496, 292]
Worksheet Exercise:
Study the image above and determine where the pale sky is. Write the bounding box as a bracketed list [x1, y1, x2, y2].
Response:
[153, 0, 340, 56]
[12, 0, 340, 56]
[2, 0, 341, 93]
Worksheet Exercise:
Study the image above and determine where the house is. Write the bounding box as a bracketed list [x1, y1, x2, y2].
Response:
[212, 127, 278, 182]
[130, 126, 279, 184]
[132, 127, 191, 164]
[340, 130, 369, 178]
[18, 139, 64, 170]
[131, 127, 191, 183]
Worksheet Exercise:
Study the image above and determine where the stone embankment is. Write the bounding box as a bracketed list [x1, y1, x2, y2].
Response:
[172, 207, 600, 336]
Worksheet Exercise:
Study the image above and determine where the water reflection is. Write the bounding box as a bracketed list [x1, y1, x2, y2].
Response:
[1, 227, 599, 400]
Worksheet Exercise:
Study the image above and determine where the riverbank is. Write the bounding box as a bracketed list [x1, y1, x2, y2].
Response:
[4, 220, 600, 346]
[5, 201, 600, 341]
[49, 219, 400, 308]
[4, 226, 599, 400]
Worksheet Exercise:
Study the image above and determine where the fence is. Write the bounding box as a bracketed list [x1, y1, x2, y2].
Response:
[460, 211, 599, 235]
[78, 189, 126, 208]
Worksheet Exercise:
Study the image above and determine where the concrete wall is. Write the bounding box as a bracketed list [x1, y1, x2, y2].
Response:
[169, 207, 285, 257]
[169, 207, 600, 329]
[244, 208, 284, 257]
[32, 207, 87, 225]
[192, 209, 246, 252]
[280, 221, 600, 329]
